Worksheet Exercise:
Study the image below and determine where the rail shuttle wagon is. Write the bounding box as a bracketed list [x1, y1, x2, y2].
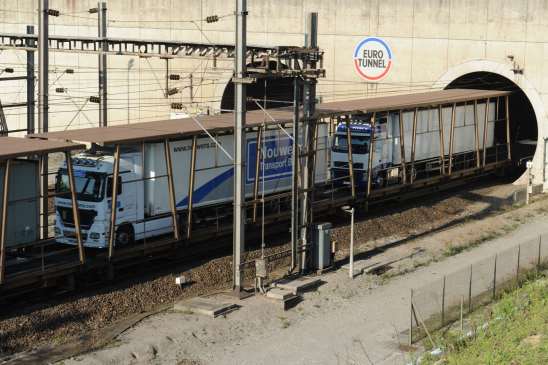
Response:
[54, 127, 329, 248]
[54, 98, 501, 248]
[332, 99, 498, 188]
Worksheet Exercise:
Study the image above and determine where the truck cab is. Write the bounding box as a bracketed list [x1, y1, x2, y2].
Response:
[331, 113, 397, 189]
[54, 150, 141, 248]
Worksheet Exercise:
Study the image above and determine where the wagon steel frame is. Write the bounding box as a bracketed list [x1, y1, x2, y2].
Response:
[0, 89, 513, 296]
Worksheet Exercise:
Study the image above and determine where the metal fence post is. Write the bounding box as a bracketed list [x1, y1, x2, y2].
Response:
[409, 289, 413, 346]
[538, 235, 542, 271]
[468, 264, 473, 313]
[516, 244, 521, 285]
[441, 275, 446, 327]
[491, 254, 497, 300]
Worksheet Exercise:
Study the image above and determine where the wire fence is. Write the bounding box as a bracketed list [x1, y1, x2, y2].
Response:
[409, 233, 548, 344]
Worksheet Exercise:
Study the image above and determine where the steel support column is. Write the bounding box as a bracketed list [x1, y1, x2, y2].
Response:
[367, 113, 376, 197]
[290, 77, 300, 272]
[65, 151, 85, 264]
[164, 139, 180, 241]
[299, 12, 318, 273]
[410, 108, 418, 183]
[473, 100, 481, 168]
[26, 25, 35, 134]
[482, 98, 490, 167]
[345, 118, 356, 199]
[438, 105, 445, 175]
[38, 0, 48, 134]
[0, 159, 11, 284]
[252, 126, 263, 223]
[38, 155, 48, 240]
[38, 1, 49, 241]
[448, 103, 456, 175]
[505, 95, 511, 160]
[232, 0, 247, 293]
[98, 1, 108, 127]
[187, 136, 197, 240]
[108, 144, 121, 259]
[399, 110, 407, 184]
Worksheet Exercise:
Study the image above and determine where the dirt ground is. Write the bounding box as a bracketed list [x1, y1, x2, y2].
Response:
[0, 179, 528, 360]
[54, 184, 548, 365]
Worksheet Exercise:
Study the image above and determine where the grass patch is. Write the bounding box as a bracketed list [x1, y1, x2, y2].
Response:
[443, 229, 510, 257]
[421, 274, 548, 364]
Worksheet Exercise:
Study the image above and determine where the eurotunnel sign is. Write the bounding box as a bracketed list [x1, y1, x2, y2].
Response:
[353, 37, 393, 81]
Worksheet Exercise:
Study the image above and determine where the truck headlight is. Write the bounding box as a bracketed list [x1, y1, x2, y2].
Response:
[89, 232, 100, 240]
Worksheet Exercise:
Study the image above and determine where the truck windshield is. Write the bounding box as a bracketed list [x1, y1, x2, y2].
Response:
[56, 169, 106, 202]
[332, 134, 370, 154]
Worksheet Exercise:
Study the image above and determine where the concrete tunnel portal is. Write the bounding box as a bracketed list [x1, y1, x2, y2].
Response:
[446, 72, 538, 178]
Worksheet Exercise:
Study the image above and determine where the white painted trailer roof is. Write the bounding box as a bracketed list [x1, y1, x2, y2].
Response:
[29, 89, 510, 145]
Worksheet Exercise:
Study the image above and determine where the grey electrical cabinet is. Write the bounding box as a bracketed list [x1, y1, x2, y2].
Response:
[0, 160, 40, 247]
[313, 222, 332, 270]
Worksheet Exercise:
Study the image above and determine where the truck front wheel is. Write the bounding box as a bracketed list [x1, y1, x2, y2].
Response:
[116, 224, 135, 246]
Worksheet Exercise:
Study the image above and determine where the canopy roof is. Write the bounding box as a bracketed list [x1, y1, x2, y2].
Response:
[30, 89, 510, 145]
[0, 136, 83, 161]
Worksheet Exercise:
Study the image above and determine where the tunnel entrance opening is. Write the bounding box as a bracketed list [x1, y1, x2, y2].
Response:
[446, 72, 537, 177]
[220, 61, 297, 113]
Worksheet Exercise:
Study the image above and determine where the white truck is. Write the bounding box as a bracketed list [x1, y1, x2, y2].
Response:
[331, 100, 497, 187]
[54, 127, 329, 248]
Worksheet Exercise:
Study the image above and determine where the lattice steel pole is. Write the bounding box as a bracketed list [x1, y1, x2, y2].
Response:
[300, 12, 318, 272]
[98, 2, 108, 127]
[38, 0, 49, 240]
[232, 0, 247, 295]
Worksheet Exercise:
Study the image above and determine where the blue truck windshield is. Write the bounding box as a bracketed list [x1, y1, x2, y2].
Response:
[56, 169, 106, 202]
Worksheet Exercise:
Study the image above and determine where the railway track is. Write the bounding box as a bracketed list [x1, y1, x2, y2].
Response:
[1, 169, 511, 305]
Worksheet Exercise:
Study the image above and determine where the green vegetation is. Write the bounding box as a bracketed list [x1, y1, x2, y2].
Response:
[422, 275, 548, 365]
[443, 223, 519, 258]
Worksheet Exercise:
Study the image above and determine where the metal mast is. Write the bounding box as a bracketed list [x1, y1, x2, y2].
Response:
[98, 2, 108, 126]
[233, 0, 247, 295]
[26, 25, 35, 134]
[38, 0, 49, 240]
[299, 13, 318, 272]
[38, 0, 49, 134]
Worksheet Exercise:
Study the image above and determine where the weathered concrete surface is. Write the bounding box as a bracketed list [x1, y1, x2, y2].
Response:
[1, 0, 547, 183]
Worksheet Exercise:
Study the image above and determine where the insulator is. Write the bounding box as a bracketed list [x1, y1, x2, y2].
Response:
[89, 96, 100, 103]
[88, 8, 99, 14]
[169, 74, 181, 80]
[167, 88, 180, 96]
[47, 9, 60, 17]
[65, 69, 74, 74]
[171, 102, 183, 110]
[206, 15, 219, 23]
[55, 87, 66, 93]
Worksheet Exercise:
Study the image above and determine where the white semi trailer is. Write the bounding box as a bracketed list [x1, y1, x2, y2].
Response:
[331, 100, 497, 187]
[54, 127, 329, 248]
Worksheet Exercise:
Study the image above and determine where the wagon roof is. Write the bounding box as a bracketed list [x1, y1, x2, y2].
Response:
[0, 136, 84, 161]
[29, 89, 510, 145]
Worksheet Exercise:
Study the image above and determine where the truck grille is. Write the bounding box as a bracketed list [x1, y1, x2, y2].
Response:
[63, 230, 88, 241]
[57, 207, 97, 230]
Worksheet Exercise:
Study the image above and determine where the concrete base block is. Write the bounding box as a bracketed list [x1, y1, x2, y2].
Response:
[266, 288, 295, 301]
[265, 288, 300, 310]
[274, 276, 321, 295]
[173, 297, 239, 318]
